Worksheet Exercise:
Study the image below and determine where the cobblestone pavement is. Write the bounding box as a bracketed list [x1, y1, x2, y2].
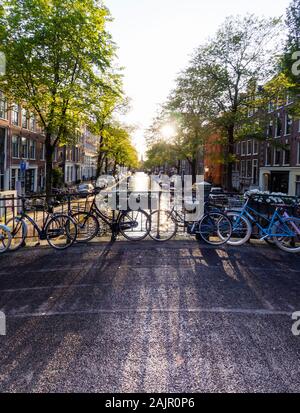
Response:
[0, 240, 300, 393]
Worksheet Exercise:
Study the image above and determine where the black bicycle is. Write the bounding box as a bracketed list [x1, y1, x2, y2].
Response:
[71, 189, 150, 242]
[7, 197, 78, 250]
[148, 201, 232, 245]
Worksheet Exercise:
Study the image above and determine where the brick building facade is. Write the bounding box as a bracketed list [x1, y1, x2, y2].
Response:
[0, 92, 49, 193]
[233, 97, 300, 196]
[0, 91, 85, 193]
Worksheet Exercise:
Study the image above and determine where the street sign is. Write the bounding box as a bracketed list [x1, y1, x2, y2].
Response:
[20, 160, 27, 172]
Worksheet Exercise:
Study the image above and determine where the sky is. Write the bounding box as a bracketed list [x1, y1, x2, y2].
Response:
[107, 0, 291, 158]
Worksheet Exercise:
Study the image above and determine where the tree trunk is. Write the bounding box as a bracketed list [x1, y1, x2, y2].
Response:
[112, 161, 117, 176]
[191, 158, 197, 185]
[45, 133, 54, 201]
[96, 133, 104, 177]
[96, 151, 104, 177]
[105, 157, 108, 174]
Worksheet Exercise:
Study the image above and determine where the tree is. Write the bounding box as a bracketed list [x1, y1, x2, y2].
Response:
[188, 14, 282, 189]
[144, 140, 178, 172]
[0, 0, 115, 197]
[88, 74, 129, 176]
[165, 67, 216, 183]
[101, 122, 139, 174]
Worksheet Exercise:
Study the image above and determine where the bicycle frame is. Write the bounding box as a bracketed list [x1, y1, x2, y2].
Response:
[233, 199, 298, 240]
[86, 194, 142, 238]
[16, 210, 53, 240]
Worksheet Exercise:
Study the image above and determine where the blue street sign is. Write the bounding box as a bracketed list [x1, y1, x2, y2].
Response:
[20, 160, 26, 172]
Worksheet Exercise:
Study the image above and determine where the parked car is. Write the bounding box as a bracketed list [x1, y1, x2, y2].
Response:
[78, 183, 95, 197]
[209, 187, 227, 203]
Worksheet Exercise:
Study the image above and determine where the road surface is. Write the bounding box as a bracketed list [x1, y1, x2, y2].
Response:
[0, 239, 300, 393]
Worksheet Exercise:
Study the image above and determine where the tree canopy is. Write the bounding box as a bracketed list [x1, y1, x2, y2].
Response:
[0, 0, 117, 194]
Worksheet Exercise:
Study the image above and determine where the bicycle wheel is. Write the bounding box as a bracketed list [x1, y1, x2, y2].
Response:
[46, 214, 78, 250]
[226, 211, 252, 246]
[272, 217, 300, 253]
[148, 210, 178, 241]
[6, 217, 27, 251]
[0, 225, 12, 253]
[119, 210, 150, 241]
[72, 212, 99, 242]
[198, 212, 232, 246]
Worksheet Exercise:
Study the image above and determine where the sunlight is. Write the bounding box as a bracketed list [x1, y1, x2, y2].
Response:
[161, 124, 176, 140]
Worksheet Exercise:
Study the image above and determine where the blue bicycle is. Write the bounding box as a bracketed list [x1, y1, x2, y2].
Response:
[226, 195, 300, 253]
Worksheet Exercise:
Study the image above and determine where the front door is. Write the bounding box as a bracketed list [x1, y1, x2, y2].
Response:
[270, 171, 289, 194]
[25, 169, 35, 193]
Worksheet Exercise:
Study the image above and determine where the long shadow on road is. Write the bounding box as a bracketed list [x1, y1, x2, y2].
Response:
[0, 240, 300, 392]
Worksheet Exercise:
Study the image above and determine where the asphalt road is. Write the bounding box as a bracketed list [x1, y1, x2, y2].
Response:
[0, 240, 300, 393]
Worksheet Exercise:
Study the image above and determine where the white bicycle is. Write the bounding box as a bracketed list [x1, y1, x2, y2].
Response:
[0, 221, 12, 253]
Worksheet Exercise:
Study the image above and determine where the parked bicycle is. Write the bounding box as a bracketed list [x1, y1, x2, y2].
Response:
[0, 220, 12, 253]
[7, 197, 78, 250]
[147, 200, 232, 246]
[70, 189, 151, 242]
[226, 195, 300, 253]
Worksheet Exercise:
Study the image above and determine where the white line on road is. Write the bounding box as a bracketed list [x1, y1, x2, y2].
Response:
[3, 307, 294, 319]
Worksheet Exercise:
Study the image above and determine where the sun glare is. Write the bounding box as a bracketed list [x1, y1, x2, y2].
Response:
[161, 124, 176, 140]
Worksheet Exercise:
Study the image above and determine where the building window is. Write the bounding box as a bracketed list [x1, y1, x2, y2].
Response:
[0, 92, 7, 119]
[297, 142, 300, 165]
[274, 148, 281, 166]
[12, 135, 20, 158]
[241, 160, 246, 177]
[39, 168, 45, 191]
[247, 140, 252, 155]
[40, 143, 45, 161]
[275, 113, 282, 137]
[253, 140, 258, 155]
[252, 159, 258, 185]
[29, 140, 36, 159]
[11, 168, 21, 190]
[241, 141, 246, 156]
[247, 160, 252, 178]
[66, 148, 72, 162]
[283, 145, 290, 166]
[266, 146, 272, 166]
[29, 113, 36, 131]
[12, 104, 20, 126]
[21, 109, 28, 129]
[236, 142, 241, 155]
[21, 137, 28, 159]
[268, 120, 273, 138]
[285, 113, 292, 135]
[296, 176, 300, 197]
